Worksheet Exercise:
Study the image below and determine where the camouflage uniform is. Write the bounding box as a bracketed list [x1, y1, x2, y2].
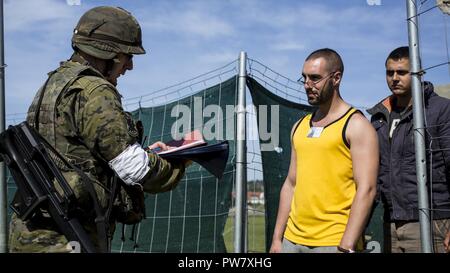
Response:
[8, 6, 185, 253]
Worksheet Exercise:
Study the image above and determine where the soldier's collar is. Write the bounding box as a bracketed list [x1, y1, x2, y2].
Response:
[70, 52, 91, 66]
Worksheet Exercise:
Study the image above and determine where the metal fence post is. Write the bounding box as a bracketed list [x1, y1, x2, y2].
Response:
[406, 0, 432, 253]
[234, 51, 247, 253]
[0, 0, 8, 253]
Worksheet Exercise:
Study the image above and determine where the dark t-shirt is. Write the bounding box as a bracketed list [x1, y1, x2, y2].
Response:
[389, 105, 406, 139]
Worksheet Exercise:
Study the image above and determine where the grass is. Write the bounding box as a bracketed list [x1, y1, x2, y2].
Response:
[223, 214, 266, 253]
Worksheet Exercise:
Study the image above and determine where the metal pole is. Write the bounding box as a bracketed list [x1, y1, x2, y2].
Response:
[406, 0, 432, 253]
[0, 0, 7, 253]
[234, 51, 247, 253]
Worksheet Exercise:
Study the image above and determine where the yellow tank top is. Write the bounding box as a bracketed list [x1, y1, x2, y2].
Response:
[284, 107, 359, 246]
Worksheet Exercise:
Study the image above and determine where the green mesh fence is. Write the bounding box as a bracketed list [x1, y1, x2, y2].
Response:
[112, 76, 238, 253]
[365, 202, 384, 252]
[6, 171, 16, 226]
[5, 76, 238, 253]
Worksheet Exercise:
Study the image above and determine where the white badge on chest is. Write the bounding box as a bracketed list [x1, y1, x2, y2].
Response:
[307, 127, 324, 138]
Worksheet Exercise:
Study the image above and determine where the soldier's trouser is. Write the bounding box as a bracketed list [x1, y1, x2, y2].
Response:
[8, 213, 72, 253]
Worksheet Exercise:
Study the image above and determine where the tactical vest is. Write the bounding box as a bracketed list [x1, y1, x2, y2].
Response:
[27, 60, 116, 173]
[22, 60, 150, 253]
[24, 61, 125, 252]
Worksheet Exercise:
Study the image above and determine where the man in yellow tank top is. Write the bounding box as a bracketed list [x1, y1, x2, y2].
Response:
[269, 48, 379, 253]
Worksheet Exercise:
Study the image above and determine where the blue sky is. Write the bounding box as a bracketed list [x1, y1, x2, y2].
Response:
[4, 0, 450, 123]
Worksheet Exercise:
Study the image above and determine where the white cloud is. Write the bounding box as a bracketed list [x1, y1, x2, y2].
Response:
[271, 41, 306, 51]
[139, 2, 234, 39]
[234, 1, 334, 29]
[5, 0, 75, 32]
[4, 0, 83, 118]
[197, 51, 238, 65]
[181, 11, 234, 38]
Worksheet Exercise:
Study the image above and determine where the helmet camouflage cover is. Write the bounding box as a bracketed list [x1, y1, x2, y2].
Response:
[72, 6, 146, 60]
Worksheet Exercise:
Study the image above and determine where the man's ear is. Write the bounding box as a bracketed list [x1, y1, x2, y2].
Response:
[333, 71, 342, 86]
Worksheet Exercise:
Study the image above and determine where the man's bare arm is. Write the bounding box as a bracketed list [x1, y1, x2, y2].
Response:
[339, 113, 379, 251]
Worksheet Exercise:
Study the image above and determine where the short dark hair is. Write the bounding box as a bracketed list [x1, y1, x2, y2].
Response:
[305, 48, 344, 75]
[386, 46, 409, 66]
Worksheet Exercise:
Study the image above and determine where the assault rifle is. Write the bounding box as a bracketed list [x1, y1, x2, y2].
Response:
[0, 122, 102, 253]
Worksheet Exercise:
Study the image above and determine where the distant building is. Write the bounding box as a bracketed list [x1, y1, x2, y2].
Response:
[435, 84, 450, 99]
[231, 191, 265, 205]
[248, 191, 265, 205]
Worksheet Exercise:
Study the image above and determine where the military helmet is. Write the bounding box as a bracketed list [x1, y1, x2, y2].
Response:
[72, 6, 146, 60]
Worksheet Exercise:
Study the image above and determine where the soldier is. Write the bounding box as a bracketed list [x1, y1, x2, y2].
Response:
[8, 6, 187, 252]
